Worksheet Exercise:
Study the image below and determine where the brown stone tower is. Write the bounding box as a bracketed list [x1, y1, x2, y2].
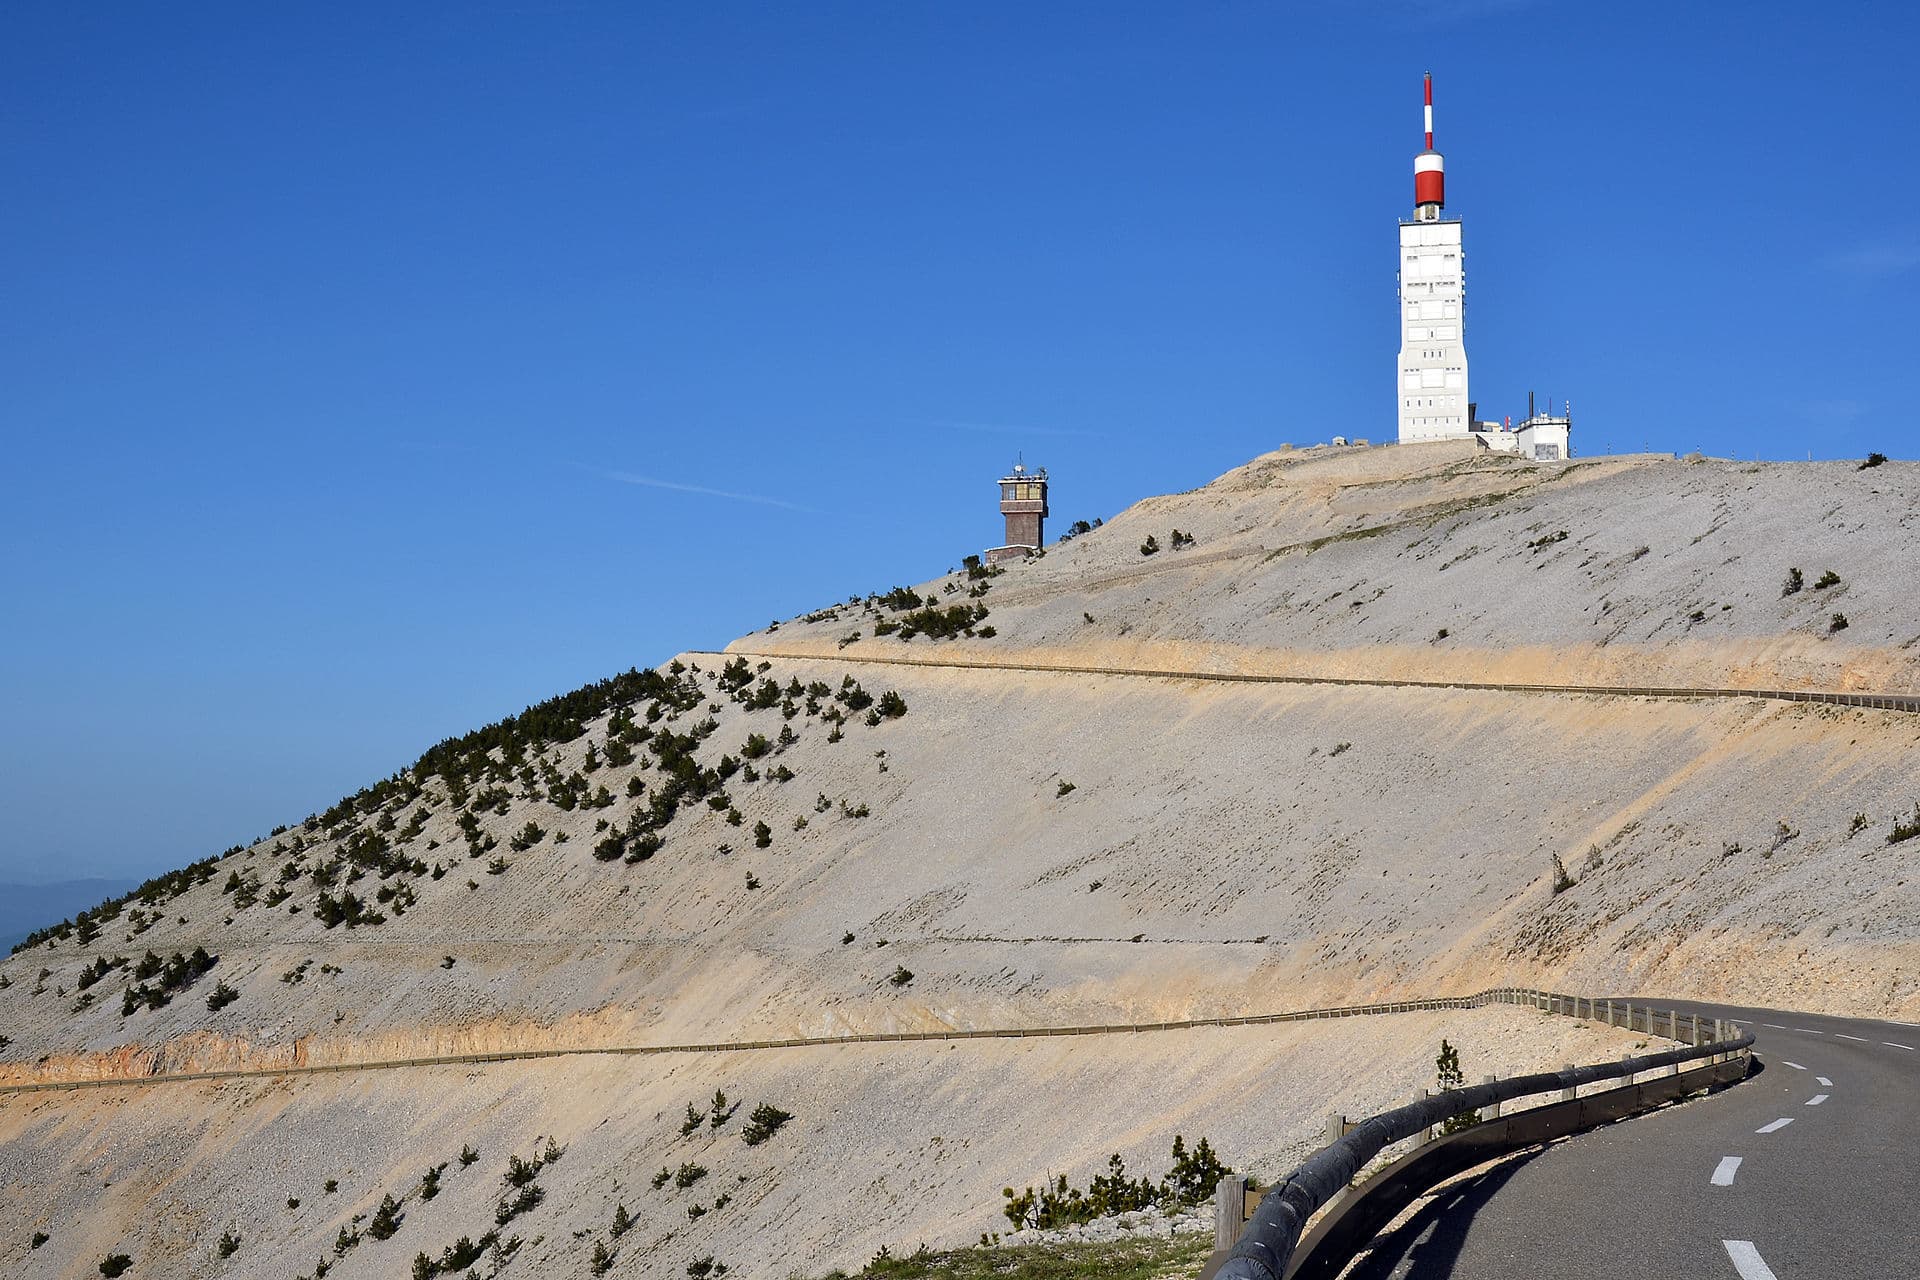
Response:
[985, 462, 1047, 564]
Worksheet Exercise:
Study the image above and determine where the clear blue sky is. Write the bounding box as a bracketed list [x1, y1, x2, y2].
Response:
[4, 2, 1916, 885]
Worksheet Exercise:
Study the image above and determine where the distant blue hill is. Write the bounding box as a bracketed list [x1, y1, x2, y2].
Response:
[1, 878, 138, 952]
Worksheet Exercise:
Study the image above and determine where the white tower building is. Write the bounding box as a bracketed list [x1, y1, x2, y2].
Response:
[1397, 74, 1469, 444]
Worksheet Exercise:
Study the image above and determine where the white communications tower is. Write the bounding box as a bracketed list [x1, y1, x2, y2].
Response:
[1397, 73, 1468, 444]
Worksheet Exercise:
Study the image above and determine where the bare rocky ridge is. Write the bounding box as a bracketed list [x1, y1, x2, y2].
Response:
[0, 441, 1913, 1277]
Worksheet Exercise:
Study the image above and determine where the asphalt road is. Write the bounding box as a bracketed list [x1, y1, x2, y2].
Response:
[1344, 1000, 1920, 1280]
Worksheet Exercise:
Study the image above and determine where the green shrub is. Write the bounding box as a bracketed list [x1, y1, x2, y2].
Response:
[1859, 452, 1887, 469]
[504, 1154, 542, 1188]
[743, 1103, 794, 1146]
[1139, 535, 1159, 556]
[121, 947, 219, 1015]
[32, 1231, 50, 1249]
[889, 966, 914, 988]
[876, 691, 908, 718]
[1056, 781, 1076, 798]
[1001, 1135, 1230, 1230]
[205, 981, 240, 1012]
[495, 1184, 543, 1225]
[1435, 1039, 1481, 1134]
[100, 1257, 134, 1278]
[591, 1241, 614, 1275]
[218, 1230, 241, 1258]
[674, 1162, 708, 1189]
[1829, 612, 1848, 633]
[1890, 805, 1920, 845]
[1781, 567, 1803, 597]
[1814, 570, 1841, 589]
[753, 821, 772, 849]
[368, 1194, 403, 1240]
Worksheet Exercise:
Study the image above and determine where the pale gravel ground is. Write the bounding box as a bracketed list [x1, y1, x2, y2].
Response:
[0, 442, 1913, 1276]
[0, 1007, 1644, 1280]
[756, 441, 1920, 695]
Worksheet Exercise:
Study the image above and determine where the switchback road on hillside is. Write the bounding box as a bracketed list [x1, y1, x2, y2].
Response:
[709, 650, 1920, 715]
[1344, 1001, 1920, 1280]
[0, 991, 1511, 1096]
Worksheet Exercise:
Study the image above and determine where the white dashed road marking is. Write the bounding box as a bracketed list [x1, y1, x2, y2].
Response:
[1886, 1042, 1915, 1050]
[1836, 1033, 1870, 1042]
[1724, 1240, 1781, 1280]
[1797, 1028, 1824, 1035]
[1779, 1060, 1806, 1070]
[1807, 1094, 1829, 1106]
[1756, 1118, 1794, 1134]
[1761, 1023, 1788, 1029]
[1711, 1156, 1742, 1187]
[1816, 1076, 1833, 1087]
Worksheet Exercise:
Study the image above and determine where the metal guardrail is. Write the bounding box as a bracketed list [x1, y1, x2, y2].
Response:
[1206, 989, 1757, 1280]
[711, 649, 1920, 715]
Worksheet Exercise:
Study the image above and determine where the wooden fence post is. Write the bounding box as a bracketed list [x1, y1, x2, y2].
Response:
[1214, 1174, 1248, 1252]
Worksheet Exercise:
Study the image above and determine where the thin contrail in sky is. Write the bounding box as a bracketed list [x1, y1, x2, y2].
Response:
[604, 470, 819, 514]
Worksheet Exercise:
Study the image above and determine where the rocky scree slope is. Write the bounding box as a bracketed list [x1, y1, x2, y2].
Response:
[3, 443, 1918, 1089]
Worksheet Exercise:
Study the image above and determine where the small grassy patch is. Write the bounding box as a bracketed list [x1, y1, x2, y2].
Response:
[812, 1234, 1211, 1280]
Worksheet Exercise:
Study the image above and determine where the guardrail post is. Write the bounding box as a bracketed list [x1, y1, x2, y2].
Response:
[1483, 1073, 1500, 1118]
[1622, 1054, 1634, 1085]
[1603, 998, 1613, 1026]
[1560, 1065, 1577, 1102]
[1413, 1089, 1433, 1147]
[1623, 1002, 1632, 1034]
[1326, 1113, 1348, 1146]
[1214, 1174, 1248, 1252]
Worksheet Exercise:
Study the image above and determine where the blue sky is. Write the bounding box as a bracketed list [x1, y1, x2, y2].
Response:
[4, 2, 1917, 884]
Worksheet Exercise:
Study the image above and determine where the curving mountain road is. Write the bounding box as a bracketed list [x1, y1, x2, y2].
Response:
[1345, 1000, 1920, 1280]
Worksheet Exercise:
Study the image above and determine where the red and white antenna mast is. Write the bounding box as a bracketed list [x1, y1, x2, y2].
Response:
[1414, 72, 1445, 219]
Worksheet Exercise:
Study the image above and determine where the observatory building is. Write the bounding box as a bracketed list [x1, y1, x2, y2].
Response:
[1395, 75, 1571, 462]
[984, 462, 1048, 565]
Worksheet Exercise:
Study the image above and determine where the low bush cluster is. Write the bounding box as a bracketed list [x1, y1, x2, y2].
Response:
[120, 948, 218, 1016]
[1000, 1136, 1231, 1230]
[875, 603, 989, 641]
[742, 1103, 794, 1146]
